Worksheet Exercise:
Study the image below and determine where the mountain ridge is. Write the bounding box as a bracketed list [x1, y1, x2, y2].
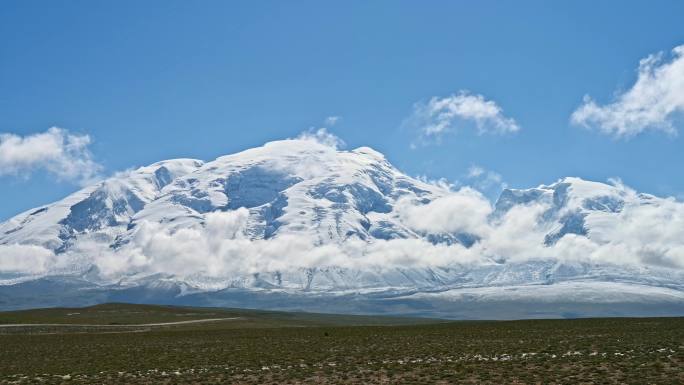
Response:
[1, 138, 682, 318]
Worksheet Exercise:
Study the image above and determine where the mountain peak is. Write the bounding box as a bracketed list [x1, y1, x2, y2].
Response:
[352, 146, 385, 159]
[145, 158, 205, 171]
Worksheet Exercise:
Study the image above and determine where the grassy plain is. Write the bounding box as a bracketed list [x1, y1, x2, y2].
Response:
[0, 303, 681, 384]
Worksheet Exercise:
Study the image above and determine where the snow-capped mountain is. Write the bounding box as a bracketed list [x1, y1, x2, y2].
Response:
[495, 177, 655, 245]
[1, 138, 682, 318]
[1, 141, 443, 252]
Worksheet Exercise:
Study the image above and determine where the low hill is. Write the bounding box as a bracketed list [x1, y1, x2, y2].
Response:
[0, 302, 442, 329]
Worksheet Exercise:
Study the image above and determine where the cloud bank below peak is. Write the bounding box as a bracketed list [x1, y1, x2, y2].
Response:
[572, 44, 684, 138]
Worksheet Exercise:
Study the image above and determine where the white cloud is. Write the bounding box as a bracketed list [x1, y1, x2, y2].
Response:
[409, 91, 520, 143]
[0, 127, 101, 184]
[571, 44, 684, 138]
[0, 244, 55, 274]
[397, 187, 493, 235]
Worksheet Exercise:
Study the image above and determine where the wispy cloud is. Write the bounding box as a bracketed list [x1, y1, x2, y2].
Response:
[324, 116, 341, 126]
[572, 44, 684, 138]
[408, 90, 520, 145]
[466, 165, 507, 194]
[467, 165, 485, 178]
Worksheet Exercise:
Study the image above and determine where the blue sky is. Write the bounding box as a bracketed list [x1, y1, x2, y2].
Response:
[1, 0, 683, 220]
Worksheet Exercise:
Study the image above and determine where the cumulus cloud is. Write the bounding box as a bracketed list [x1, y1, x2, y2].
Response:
[408, 91, 520, 144]
[0, 127, 101, 184]
[586, 196, 684, 268]
[571, 44, 684, 138]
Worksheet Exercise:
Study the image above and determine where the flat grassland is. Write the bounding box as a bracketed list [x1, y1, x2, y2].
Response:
[0, 303, 681, 384]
